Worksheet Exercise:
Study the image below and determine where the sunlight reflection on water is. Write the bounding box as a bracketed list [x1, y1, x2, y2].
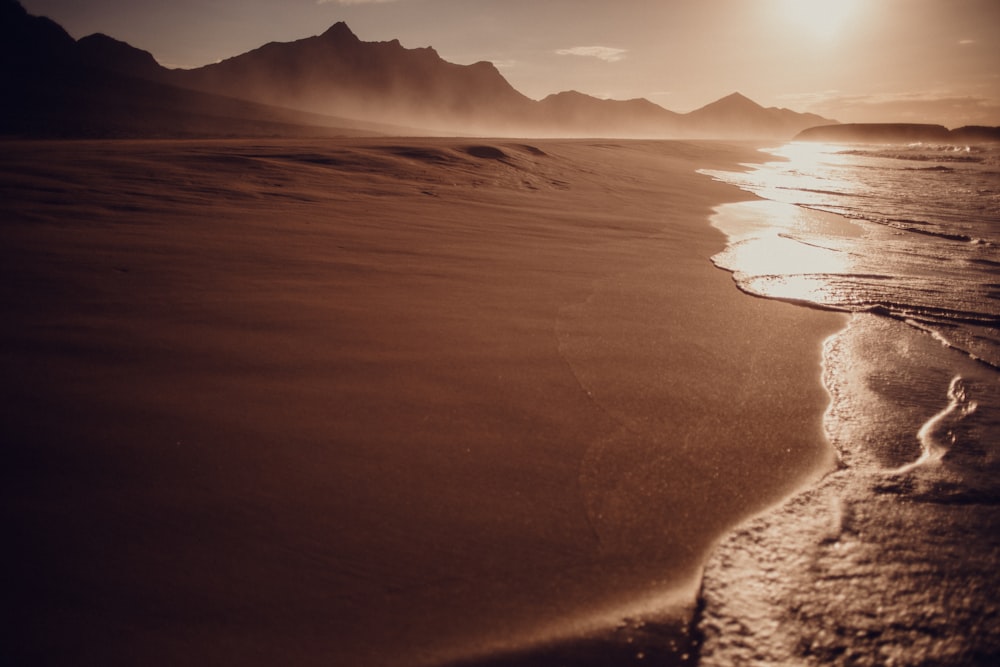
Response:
[709, 199, 859, 306]
[706, 142, 862, 209]
[698, 142, 1000, 667]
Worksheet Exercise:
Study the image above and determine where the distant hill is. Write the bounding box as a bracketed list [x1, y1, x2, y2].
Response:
[75, 33, 167, 82]
[794, 123, 1000, 144]
[0, 1, 415, 138]
[167, 22, 538, 135]
[1, 0, 835, 139]
[166, 24, 828, 138]
[535, 90, 684, 137]
[952, 126, 1000, 143]
[0, 0, 75, 72]
[794, 123, 952, 143]
[683, 92, 833, 140]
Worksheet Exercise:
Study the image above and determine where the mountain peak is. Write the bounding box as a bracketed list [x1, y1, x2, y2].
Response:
[1, 0, 76, 66]
[321, 21, 358, 42]
[543, 90, 589, 102]
[686, 91, 767, 118]
[77, 32, 163, 79]
[2, 2, 835, 140]
[713, 92, 763, 110]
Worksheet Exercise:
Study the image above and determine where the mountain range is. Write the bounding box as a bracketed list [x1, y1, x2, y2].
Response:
[794, 123, 1000, 144]
[1, 0, 834, 139]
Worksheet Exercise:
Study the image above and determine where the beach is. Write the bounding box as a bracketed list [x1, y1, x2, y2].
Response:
[697, 142, 1000, 666]
[1, 138, 845, 666]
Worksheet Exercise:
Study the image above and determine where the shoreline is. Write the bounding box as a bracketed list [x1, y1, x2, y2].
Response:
[696, 170, 1000, 665]
[2, 137, 845, 666]
[698, 312, 1000, 665]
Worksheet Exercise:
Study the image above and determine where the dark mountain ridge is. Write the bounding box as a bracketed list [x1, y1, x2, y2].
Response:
[76, 33, 164, 81]
[795, 123, 1000, 144]
[0, 2, 420, 138]
[536, 90, 684, 137]
[1, 0, 835, 139]
[167, 22, 537, 134]
[0, 0, 75, 70]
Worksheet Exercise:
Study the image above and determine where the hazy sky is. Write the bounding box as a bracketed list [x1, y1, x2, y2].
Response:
[21, 0, 1000, 126]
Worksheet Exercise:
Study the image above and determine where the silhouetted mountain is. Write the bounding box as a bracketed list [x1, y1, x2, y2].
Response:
[0, 0, 75, 76]
[951, 126, 1000, 143]
[2, 0, 89, 135]
[168, 22, 538, 134]
[683, 92, 832, 139]
[2, 69, 409, 139]
[167, 29, 831, 137]
[537, 91, 684, 137]
[76, 33, 165, 81]
[0, 2, 414, 137]
[795, 123, 963, 144]
[2, 1, 836, 139]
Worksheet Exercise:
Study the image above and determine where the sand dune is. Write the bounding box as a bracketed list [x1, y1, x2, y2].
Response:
[2, 138, 844, 666]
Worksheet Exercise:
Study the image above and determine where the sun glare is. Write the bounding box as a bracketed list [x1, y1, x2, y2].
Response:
[774, 0, 863, 42]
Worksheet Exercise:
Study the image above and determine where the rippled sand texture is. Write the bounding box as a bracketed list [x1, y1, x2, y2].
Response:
[699, 313, 1000, 666]
[2, 139, 843, 666]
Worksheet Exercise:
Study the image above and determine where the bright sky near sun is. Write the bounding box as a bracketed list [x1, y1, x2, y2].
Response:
[19, 0, 1000, 126]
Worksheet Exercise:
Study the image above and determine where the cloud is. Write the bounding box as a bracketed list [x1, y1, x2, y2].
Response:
[555, 46, 627, 63]
[959, 39, 976, 45]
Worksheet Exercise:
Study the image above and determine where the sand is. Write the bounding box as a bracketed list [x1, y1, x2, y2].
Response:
[698, 312, 1000, 666]
[1, 138, 845, 666]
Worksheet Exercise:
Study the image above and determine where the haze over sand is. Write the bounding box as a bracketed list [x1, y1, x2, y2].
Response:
[2, 138, 845, 666]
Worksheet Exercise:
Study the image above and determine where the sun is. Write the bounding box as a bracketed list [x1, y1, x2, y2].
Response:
[773, 0, 863, 42]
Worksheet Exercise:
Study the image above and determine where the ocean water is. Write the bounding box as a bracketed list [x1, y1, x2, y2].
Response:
[697, 142, 1000, 664]
[702, 141, 1000, 467]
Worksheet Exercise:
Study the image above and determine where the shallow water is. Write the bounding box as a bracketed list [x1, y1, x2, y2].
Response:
[698, 142, 1000, 664]
[705, 141, 1000, 363]
[703, 140, 1000, 471]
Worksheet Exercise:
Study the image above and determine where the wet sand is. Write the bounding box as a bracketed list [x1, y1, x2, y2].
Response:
[1, 138, 844, 666]
[698, 201, 1000, 666]
[699, 312, 1000, 667]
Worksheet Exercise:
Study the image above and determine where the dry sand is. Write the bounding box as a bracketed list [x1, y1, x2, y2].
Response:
[1, 138, 844, 666]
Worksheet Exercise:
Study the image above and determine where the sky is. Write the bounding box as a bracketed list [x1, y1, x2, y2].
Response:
[20, 0, 1000, 126]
